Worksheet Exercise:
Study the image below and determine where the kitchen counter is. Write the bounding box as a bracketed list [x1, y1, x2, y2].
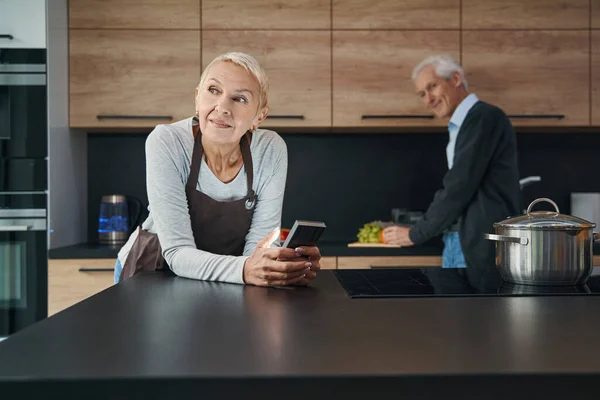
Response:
[48, 239, 445, 259]
[48, 243, 121, 259]
[2, 269, 600, 399]
[317, 238, 444, 257]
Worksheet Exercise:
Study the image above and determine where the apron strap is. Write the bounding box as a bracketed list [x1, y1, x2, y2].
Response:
[187, 128, 204, 192]
[240, 132, 255, 199]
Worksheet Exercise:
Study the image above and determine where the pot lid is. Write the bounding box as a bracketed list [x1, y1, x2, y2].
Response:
[494, 198, 596, 230]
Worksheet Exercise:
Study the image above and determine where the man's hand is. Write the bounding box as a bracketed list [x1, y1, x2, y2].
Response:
[382, 226, 415, 247]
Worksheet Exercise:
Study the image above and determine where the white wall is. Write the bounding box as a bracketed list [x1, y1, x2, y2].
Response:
[47, 0, 88, 249]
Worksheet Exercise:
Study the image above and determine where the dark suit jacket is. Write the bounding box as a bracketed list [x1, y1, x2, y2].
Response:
[409, 101, 521, 289]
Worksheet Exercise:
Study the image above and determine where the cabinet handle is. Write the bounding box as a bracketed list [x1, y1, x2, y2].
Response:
[0, 225, 30, 232]
[78, 268, 114, 272]
[266, 115, 305, 120]
[361, 115, 434, 120]
[0, 35, 14, 40]
[97, 115, 173, 121]
[507, 114, 565, 120]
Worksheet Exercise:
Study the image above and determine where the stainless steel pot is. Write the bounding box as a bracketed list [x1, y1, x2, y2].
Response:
[484, 198, 600, 286]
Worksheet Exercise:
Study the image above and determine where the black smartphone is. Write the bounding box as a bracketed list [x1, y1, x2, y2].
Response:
[282, 220, 326, 249]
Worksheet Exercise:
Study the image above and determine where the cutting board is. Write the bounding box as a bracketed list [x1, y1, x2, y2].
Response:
[347, 242, 402, 248]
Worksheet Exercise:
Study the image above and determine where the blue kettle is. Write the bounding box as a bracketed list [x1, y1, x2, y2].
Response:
[98, 194, 143, 246]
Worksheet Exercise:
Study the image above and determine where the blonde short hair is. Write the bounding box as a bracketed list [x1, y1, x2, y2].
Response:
[198, 52, 269, 110]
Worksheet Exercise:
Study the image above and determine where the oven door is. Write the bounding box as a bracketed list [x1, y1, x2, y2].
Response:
[0, 206, 47, 337]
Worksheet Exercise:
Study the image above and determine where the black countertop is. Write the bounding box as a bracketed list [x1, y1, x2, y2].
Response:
[48, 243, 121, 259]
[48, 239, 445, 259]
[2, 270, 600, 399]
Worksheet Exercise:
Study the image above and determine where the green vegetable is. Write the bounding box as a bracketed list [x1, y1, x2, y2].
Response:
[357, 221, 384, 243]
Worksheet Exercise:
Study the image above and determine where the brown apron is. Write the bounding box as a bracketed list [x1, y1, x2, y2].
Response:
[119, 127, 257, 282]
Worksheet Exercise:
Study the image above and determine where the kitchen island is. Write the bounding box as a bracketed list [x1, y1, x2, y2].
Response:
[1, 269, 600, 400]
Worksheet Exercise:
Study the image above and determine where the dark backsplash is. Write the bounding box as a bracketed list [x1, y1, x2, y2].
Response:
[88, 131, 599, 244]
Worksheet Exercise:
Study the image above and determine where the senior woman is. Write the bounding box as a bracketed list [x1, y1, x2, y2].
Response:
[114, 52, 321, 287]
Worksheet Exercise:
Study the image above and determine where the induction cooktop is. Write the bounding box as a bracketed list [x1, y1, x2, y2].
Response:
[334, 268, 600, 298]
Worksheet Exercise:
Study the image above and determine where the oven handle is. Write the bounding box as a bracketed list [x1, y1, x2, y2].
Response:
[0, 74, 47, 86]
[0, 225, 31, 232]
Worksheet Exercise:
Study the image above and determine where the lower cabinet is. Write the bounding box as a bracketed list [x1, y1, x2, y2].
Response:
[337, 256, 442, 269]
[320, 256, 337, 270]
[48, 259, 115, 316]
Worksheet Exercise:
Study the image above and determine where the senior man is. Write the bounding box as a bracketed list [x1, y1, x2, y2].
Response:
[383, 55, 521, 287]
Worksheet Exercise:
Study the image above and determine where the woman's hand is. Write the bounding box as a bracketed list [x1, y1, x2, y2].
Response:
[283, 246, 321, 286]
[243, 229, 312, 287]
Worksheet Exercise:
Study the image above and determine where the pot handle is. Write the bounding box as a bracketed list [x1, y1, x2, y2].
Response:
[484, 233, 529, 245]
[594, 232, 600, 242]
[526, 198, 560, 216]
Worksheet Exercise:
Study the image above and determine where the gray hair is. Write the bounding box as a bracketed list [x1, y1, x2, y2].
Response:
[411, 55, 468, 91]
[199, 52, 269, 110]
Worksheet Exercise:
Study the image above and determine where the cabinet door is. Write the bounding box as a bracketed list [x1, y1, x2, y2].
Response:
[69, 30, 201, 129]
[462, 31, 590, 127]
[320, 257, 337, 270]
[333, 31, 460, 128]
[337, 256, 442, 269]
[202, 31, 331, 128]
[333, 0, 459, 29]
[594, 0, 600, 28]
[48, 259, 115, 316]
[202, 0, 330, 29]
[462, 0, 590, 29]
[0, 0, 46, 48]
[593, 31, 600, 126]
[69, 0, 200, 29]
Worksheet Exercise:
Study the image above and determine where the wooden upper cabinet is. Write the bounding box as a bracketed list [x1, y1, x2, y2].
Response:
[332, 31, 460, 128]
[462, 0, 590, 29]
[593, 0, 600, 28]
[202, 0, 330, 29]
[462, 31, 590, 127]
[202, 31, 331, 127]
[69, 0, 200, 29]
[593, 31, 600, 126]
[69, 30, 201, 129]
[333, 0, 459, 29]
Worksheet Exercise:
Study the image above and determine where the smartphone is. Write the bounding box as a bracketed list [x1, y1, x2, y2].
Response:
[282, 220, 326, 249]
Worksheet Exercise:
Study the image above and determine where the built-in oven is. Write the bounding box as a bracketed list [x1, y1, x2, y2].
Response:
[0, 196, 47, 337]
[0, 48, 47, 337]
[0, 48, 47, 193]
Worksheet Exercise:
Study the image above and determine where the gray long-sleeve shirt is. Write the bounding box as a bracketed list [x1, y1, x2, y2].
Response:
[118, 117, 288, 284]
